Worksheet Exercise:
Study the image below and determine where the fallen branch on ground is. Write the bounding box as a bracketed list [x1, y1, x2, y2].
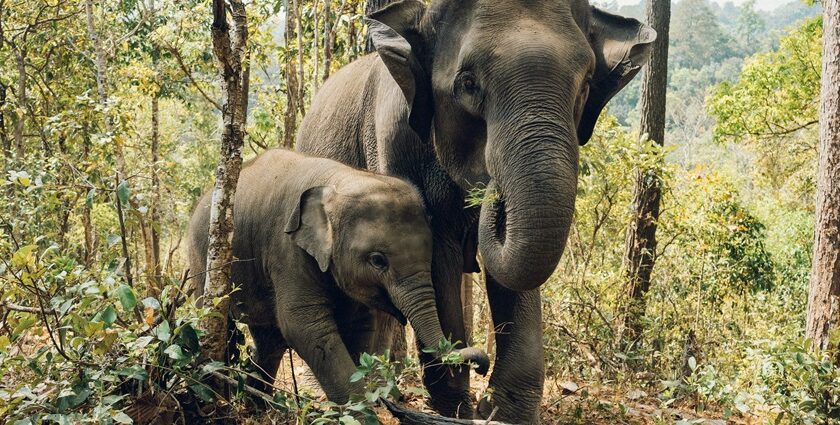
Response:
[381, 399, 510, 425]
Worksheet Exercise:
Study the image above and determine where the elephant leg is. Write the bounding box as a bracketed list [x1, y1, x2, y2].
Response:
[421, 236, 473, 418]
[282, 303, 362, 404]
[478, 272, 544, 424]
[247, 324, 286, 393]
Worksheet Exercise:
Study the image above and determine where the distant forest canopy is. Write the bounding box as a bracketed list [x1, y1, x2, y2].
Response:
[593, 0, 822, 130]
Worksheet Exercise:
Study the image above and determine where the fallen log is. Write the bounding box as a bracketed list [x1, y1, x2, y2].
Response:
[381, 399, 512, 425]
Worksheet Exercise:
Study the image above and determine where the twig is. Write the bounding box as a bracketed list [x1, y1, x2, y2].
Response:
[0, 300, 52, 314]
[289, 349, 301, 408]
[114, 174, 143, 323]
[164, 44, 223, 111]
[204, 368, 276, 404]
[484, 406, 499, 424]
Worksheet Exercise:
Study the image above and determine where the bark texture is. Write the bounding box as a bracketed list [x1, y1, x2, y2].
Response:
[805, 0, 840, 355]
[1, 83, 9, 156]
[461, 274, 474, 345]
[620, 0, 670, 345]
[13, 51, 25, 158]
[201, 0, 249, 363]
[143, 92, 162, 296]
[283, 0, 299, 148]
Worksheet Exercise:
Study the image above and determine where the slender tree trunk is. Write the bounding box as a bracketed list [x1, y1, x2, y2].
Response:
[82, 139, 95, 267]
[462, 274, 474, 345]
[56, 137, 73, 251]
[1, 82, 9, 156]
[293, 0, 306, 116]
[312, 0, 321, 93]
[143, 92, 162, 296]
[86, 0, 139, 290]
[805, 0, 840, 357]
[85, 0, 117, 153]
[283, 0, 299, 148]
[349, 16, 358, 59]
[13, 50, 25, 158]
[322, 0, 332, 82]
[202, 0, 249, 363]
[365, 0, 393, 53]
[619, 0, 670, 347]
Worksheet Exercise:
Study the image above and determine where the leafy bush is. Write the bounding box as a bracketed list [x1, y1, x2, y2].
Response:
[752, 341, 840, 424]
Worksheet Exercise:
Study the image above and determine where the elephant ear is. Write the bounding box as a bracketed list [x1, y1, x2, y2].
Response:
[284, 186, 334, 273]
[579, 7, 657, 145]
[366, 0, 432, 140]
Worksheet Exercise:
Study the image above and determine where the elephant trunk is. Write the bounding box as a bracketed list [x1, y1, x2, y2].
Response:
[390, 273, 489, 375]
[479, 99, 579, 292]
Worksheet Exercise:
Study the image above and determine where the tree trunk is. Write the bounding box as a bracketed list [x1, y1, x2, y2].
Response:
[805, 0, 840, 357]
[82, 139, 95, 267]
[143, 92, 162, 296]
[312, 0, 321, 93]
[86, 0, 137, 290]
[619, 0, 670, 347]
[202, 0, 249, 364]
[462, 274, 474, 345]
[365, 0, 395, 53]
[13, 50, 25, 158]
[282, 0, 299, 148]
[1, 82, 9, 156]
[293, 0, 306, 117]
[322, 0, 332, 81]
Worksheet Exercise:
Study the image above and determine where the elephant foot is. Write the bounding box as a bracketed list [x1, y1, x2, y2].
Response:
[423, 369, 475, 419]
[428, 391, 476, 419]
[477, 383, 542, 424]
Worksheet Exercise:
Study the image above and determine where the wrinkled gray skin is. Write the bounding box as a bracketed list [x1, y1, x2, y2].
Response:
[297, 0, 654, 421]
[187, 149, 489, 404]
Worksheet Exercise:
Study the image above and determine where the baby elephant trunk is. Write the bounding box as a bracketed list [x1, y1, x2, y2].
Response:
[391, 273, 490, 376]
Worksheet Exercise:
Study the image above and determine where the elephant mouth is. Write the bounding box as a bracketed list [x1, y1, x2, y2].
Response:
[489, 183, 506, 242]
[373, 291, 407, 325]
[480, 180, 506, 242]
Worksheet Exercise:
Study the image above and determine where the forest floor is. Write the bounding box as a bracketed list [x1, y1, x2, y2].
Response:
[266, 353, 761, 425]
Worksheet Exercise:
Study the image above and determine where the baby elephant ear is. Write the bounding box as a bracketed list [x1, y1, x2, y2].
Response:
[579, 7, 657, 145]
[284, 186, 334, 273]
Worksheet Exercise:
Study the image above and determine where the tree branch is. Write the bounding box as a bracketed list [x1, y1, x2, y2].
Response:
[164, 44, 222, 111]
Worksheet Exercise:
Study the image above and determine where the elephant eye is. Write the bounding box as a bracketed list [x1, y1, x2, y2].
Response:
[368, 252, 389, 271]
[457, 72, 479, 95]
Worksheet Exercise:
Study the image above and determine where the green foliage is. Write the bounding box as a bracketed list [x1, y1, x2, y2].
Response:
[708, 16, 822, 144]
[0, 239, 206, 422]
[1, 0, 371, 422]
[752, 341, 840, 423]
[0, 1, 833, 424]
[670, 0, 736, 70]
[464, 182, 498, 209]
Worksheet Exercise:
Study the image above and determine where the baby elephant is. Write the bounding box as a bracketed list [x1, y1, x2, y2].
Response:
[188, 149, 489, 403]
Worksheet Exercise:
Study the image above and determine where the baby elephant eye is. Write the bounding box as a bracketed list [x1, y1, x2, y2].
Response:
[368, 252, 389, 270]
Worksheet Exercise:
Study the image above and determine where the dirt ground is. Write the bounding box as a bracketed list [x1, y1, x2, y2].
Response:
[268, 351, 757, 425]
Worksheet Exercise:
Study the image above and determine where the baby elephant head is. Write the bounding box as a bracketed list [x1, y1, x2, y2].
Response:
[284, 178, 489, 374]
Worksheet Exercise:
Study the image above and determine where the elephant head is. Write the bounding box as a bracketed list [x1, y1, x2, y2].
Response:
[285, 180, 490, 374]
[368, 0, 655, 291]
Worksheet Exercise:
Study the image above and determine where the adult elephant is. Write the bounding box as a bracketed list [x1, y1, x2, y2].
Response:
[297, 0, 655, 422]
